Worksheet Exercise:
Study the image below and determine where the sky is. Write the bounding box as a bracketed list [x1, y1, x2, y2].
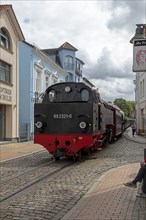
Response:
[1, 0, 146, 101]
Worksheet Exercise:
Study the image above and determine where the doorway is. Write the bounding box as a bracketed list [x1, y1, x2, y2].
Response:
[0, 105, 6, 141]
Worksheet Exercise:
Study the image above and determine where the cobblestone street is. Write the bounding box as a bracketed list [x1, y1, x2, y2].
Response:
[0, 134, 146, 220]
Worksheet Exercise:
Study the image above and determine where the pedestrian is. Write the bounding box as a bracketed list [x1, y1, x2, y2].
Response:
[124, 161, 146, 197]
[132, 124, 136, 137]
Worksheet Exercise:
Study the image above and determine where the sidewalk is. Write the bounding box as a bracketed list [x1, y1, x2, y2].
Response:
[123, 127, 146, 145]
[61, 128, 146, 220]
[0, 141, 45, 162]
[62, 163, 146, 220]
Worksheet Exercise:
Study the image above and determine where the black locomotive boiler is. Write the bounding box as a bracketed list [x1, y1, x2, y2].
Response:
[34, 82, 124, 160]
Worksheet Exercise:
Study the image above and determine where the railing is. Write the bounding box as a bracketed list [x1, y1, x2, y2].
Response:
[19, 123, 31, 142]
[33, 92, 44, 103]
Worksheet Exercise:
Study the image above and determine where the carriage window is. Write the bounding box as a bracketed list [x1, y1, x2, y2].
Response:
[48, 90, 56, 102]
[81, 89, 89, 101]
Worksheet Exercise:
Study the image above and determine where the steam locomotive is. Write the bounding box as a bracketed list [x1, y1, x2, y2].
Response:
[34, 82, 129, 160]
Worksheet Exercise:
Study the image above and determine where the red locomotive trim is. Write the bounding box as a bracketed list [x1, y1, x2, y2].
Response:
[34, 133, 104, 156]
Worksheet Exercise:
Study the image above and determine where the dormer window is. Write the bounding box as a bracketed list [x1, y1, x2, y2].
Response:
[0, 27, 11, 50]
[64, 56, 74, 70]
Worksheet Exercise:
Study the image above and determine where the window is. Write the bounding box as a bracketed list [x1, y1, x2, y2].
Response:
[52, 72, 59, 84]
[81, 89, 89, 101]
[48, 90, 56, 102]
[0, 28, 11, 50]
[53, 78, 58, 84]
[64, 56, 74, 70]
[36, 71, 42, 93]
[34, 61, 43, 93]
[44, 70, 51, 89]
[0, 60, 11, 83]
[45, 76, 49, 89]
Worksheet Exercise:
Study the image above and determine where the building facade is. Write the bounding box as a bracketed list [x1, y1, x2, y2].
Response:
[0, 5, 24, 141]
[19, 41, 69, 140]
[131, 24, 146, 136]
[42, 42, 84, 83]
[134, 73, 146, 135]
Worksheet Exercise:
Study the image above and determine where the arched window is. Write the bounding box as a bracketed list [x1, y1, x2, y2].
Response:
[64, 55, 74, 70]
[0, 27, 11, 50]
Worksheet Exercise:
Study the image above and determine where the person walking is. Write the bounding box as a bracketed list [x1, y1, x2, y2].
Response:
[132, 124, 136, 137]
[124, 161, 146, 197]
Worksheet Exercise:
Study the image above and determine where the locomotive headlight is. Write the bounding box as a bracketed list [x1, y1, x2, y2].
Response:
[35, 121, 43, 129]
[79, 122, 87, 129]
[65, 86, 71, 93]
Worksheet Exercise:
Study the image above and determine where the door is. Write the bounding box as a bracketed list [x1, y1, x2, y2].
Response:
[0, 105, 6, 141]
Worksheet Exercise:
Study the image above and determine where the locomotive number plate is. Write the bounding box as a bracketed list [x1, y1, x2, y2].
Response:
[53, 114, 72, 119]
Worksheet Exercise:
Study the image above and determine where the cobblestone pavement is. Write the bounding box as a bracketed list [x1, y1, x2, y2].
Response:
[0, 135, 146, 220]
[1, 151, 51, 181]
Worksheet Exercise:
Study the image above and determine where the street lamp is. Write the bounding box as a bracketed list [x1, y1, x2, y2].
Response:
[130, 24, 146, 44]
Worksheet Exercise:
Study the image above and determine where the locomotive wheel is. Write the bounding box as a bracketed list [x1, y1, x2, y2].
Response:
[73, 156, 76, 162]
[73, 151, 82, 162]
[77, 151, 82, 161]
[84, 149, 90, 156]
[54, 156, 60, 161]
[108, 131, 113, 143]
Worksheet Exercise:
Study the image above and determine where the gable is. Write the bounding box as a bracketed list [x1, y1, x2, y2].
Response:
[59, 42, 78, 51]
[0, 4, 24, 41]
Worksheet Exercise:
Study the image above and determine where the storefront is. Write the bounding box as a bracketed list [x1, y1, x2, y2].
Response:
[0, 85, 13, 141]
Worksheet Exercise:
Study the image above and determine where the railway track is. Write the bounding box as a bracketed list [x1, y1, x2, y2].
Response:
[0, 159, 72, 203]
[0, 150, 50, 181]
[1, 158, 53, 184]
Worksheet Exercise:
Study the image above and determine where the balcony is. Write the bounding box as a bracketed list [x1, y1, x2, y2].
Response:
[76, 68, 82, 76]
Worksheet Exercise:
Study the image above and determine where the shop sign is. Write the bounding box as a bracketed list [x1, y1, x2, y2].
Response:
[133, 39, 146, 72]
[0, 87, 12, 102]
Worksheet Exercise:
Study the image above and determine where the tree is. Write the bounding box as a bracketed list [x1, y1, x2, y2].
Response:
[113, 98, 135, 118]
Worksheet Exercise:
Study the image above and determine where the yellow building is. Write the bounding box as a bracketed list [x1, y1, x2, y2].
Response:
[0, 5, 24, 141]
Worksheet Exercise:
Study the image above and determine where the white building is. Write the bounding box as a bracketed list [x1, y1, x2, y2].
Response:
[134, 73, 146, 135]
[131, 24, 146, 136]
[19, 41, 69, 140]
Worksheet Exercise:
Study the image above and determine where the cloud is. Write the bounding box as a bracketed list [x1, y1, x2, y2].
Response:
[84, 47, 133, 80]
[89, 78, 135, 102]
[107, 0, 146, 32]
[1, 0, 139, 101]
